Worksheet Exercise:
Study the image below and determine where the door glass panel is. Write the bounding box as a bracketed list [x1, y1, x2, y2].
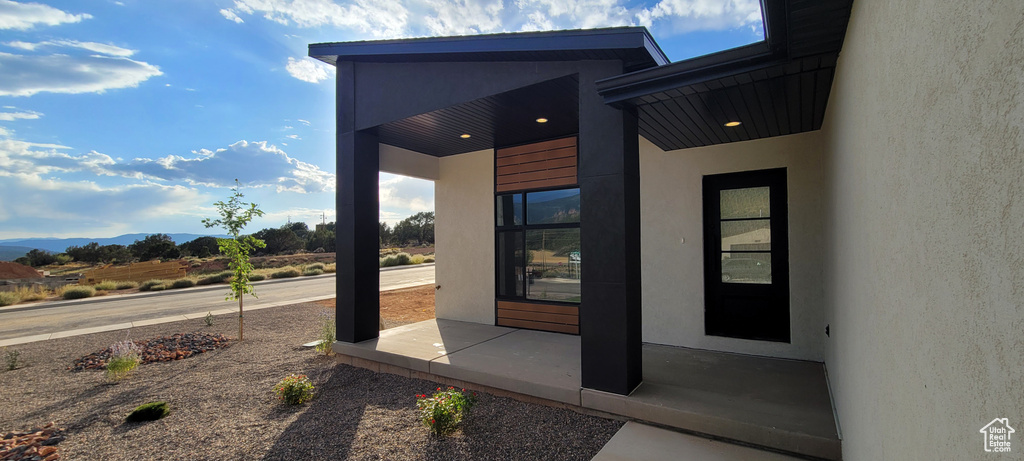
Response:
[721, 253, 772, 284]
[496, 194, 523, 226]
[526, 189, 580, 224]
[497, 231, 524, 297]
[721, 187, 770, 219]
[721, 219, 771, 251]
[526, 229, 581, 302]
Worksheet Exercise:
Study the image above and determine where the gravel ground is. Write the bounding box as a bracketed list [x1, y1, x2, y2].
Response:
[0, 302, 622, 460]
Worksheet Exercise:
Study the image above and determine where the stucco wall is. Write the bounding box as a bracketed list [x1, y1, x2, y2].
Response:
[639, 132, 826, 361]
[379, 144, 439, 180]
[820, 1, 1024, 459]
[434, 149, 495, 324]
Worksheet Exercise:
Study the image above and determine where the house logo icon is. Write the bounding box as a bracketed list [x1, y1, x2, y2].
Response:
[980, 418, 1015, 453]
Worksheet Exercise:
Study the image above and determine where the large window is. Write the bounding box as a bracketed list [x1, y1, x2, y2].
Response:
[496, 188, 581, 303]
[703, 168, 789, 342]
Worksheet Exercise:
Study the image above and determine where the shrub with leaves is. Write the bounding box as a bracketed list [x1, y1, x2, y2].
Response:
[275, 374, 314, 405]
[271, 268, 301, 279]
[93, 280, 118, 291]
[307, 262, 326, 271]
[0, 292, 20, 307]
[14, 285, 48, 302]
[416, 387, 478, 436]
[170, 278, 196, 289]
[4, 348, 20, 371]
[204, 312, 215, 327]
[248, 273, 266, 282]
[139, 280, 166, 291]
[115, 280, 139, 290]
[315, 310, 335, 355]
[126, 401, 170, 422]
[302, 268, 324, 276]
[62, 286, 96, 300]
[106, 340, 141, 380]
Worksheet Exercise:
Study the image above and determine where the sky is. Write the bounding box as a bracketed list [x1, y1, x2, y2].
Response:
[0, 0, 764, 240]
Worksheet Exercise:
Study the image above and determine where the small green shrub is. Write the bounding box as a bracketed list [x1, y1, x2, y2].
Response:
[394, 252, 412, 265]
[204, 312, 215, 327]
[115, 280, 139, 290]
[170, 278, 196, 289]
[248, 273, 266, 282]
[62, 286, 96, 300]
[380, 253, 412, 267]
[106, 340, 140, 380]
[125, 401, 170, 422]
[306, 262, 326, 271]
[151, 285, 167, 291]
[324, 264, 336, 274]
[302, 268, 324, 276]
[0, 292, 20, 307]
[14, 285, 48, 302]
[423, 255, 435, 263]
[271, 268, 301, 279]
[93, 280, 118, 291]
[416, 387, 477, 436]
[315, 310, 335, 355]
[4, 348, 20, 371]
[275, 374, 314, 405]
[410, 254, 425, 264]
[138, 280, 165, 291]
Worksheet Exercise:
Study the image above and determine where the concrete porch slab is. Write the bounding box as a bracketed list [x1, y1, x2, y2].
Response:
[332, 319, 515, 373]
[582, 344, 840, 460]
[432, 328, 582, 405]
[593, 422, 805, 461]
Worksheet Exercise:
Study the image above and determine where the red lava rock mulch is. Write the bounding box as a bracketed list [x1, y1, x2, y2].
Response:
[0, 262, 41, 280]
[0, 422, 65, 461]
[68, 332, 231, 372]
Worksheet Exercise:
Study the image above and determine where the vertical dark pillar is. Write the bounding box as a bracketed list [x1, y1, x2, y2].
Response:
[336, 61, 380, 343]
[578, 62, 642, 395]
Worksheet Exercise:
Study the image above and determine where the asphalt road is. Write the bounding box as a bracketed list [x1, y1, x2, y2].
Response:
[0, 264, 435, 341]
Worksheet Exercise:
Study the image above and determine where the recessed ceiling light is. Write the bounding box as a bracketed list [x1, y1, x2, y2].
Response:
[536, 118, 548, 123]
[460, 134, 471, 139]
[724, 121, 742, 127]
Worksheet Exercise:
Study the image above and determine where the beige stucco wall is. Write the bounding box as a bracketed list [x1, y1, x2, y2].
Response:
[820, 0, 1024, 459]
[639, 132, 826, 361]
[379, 144, 440, 180]
[434, 149, 495, 324]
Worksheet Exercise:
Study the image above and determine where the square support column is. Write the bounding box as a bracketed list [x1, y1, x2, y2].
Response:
[336, 61, 380, 343]
[578, 62, 643, 395]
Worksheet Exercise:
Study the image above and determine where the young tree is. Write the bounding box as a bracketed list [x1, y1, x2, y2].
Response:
[202, 180, 265, 341]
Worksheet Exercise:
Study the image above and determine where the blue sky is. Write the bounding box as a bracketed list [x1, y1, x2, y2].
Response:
[0, 0, 763, 239]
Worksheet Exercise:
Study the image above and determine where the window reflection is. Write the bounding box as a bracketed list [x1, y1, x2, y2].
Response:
[496, 194, 523, 226]
[525, 229, 581, 302]
[526, 189, 580, 224]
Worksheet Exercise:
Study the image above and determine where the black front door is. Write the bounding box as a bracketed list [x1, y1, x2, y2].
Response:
[703, 168, 790, 342]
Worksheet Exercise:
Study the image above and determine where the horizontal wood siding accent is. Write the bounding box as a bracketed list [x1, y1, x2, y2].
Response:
[495, 137, 577, 192]
[496, 300, 579, 335]
[497, 318, 579, 335]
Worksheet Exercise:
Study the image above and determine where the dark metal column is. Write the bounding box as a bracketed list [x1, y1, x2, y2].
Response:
[336, 61, 380, 343]
[578, 62, 643, 395]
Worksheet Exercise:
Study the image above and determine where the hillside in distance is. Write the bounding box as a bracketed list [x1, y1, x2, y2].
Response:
[0, 233, 229, 257]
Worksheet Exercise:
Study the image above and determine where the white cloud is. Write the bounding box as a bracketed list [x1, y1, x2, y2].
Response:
[379, 173, 434, 223]
[297, 119, 311, 126]
[285, 56, 334, 83]
[422, 0, 504, 36]
[232, 0, 409, 38]
[0, 0, 92, 30]
[286, 134, 300, 139]
[0, 108, 41, 121]
[4, 39, 135, 57]
[220, 8, 244, 23]
[0, 51, 162, 97]
[636, 0, 762, 34]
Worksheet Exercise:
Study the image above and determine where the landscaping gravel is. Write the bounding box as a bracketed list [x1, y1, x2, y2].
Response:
[0, 301, 622, 460]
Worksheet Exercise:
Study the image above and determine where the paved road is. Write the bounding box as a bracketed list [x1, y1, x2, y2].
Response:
[0, 265, 434, 341]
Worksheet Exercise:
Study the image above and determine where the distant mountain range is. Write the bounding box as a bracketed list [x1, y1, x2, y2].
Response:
[0, 233, 228, 260]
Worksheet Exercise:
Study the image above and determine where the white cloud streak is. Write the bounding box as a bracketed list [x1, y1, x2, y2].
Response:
[219, 8, 244, 23]
[0, 0, 92, 30]
[0, 51, 162, 97]
[285, 56, 334, 83]
[0, 108, 41, 121]
[4, 39, 136, 57]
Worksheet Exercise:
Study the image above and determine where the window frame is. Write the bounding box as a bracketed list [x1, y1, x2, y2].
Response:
[494, 185, 581, 306]
[702, 168, 790, 342]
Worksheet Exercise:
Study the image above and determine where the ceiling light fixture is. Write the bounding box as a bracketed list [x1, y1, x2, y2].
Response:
[724, 121, 742, 127]
[460, 134, 471, 139]
[536, 118, 548, 123]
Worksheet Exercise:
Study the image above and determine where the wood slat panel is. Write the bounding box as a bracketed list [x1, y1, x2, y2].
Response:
[497, 308, 578, 325]
[497, 166, 576, 185]
[496, 176, 576, 192]
[497, 156, 576, 175]
[496, 146, 576, 167]
[497, 318, 579, 335]
[497, 137, 576, 157]
[497, 300, 578, 315]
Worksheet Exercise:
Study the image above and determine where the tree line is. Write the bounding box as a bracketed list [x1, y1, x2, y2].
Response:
[14, 212, 435, 267]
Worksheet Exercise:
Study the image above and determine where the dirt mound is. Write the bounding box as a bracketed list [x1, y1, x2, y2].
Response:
[69, 332, 231, 371]
[0, 261, 41, 280]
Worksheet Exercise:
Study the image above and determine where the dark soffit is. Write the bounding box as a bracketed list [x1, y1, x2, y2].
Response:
[376, 75, 580, 157]
[596, 0, 854, 151]
[310, 27, 669, 73]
